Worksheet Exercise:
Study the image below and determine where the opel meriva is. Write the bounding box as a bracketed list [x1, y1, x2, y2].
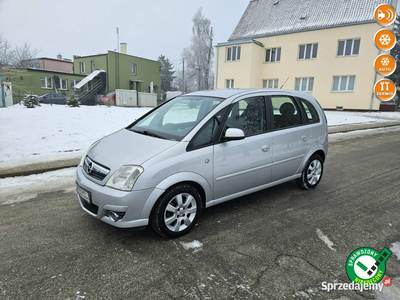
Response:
[76, 89, 328, 238]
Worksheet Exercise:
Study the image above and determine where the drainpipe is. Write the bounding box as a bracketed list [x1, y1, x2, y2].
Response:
[215, 46, 219, 89]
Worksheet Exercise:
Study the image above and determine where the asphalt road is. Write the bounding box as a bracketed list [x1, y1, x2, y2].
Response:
[1, 128, 400, 300]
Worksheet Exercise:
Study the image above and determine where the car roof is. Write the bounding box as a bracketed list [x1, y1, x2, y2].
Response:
[182, 89, 315, 100]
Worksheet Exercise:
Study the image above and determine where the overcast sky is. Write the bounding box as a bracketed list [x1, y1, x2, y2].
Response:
[0, 0, 249, 68]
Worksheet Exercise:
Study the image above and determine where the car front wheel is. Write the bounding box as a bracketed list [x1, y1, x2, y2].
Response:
[296, 154, 323, 189]
[150, 184, 202, 238]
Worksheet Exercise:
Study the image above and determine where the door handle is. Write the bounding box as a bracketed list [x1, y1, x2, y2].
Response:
[302, 135, 308, 141]
[262, 145, 270, 152]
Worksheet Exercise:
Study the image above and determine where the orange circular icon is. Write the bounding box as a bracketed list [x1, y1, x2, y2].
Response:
[374, 29, 396, 51]
[374, 4, 396, 26]
[374, 54, 397, 76]
[374, 78, 396, 102]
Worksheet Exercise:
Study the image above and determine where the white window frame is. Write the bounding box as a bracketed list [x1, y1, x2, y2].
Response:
[295, 77, 314, 92]
[226, 46, 241, 61]
[60, 78, 68, 90]
[71, 79, 80, 88]
[337, 39, 360, 57]
[226, 79, 234, 88]
[80, 62, 86, 73]
[332, 76, 356, 92]
[298, 43, 318, 60]
[262, 79, 279, 89]
[132, 63, 137, 75]
[265, 47, 281, 63]
[40, 76, 53, 89]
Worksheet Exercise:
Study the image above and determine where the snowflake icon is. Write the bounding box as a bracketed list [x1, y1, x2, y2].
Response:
[379, 34, 391, 46]
[381, 57, 390, 66]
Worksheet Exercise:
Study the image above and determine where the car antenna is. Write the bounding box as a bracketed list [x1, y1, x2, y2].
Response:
[280, 77, 289, 89]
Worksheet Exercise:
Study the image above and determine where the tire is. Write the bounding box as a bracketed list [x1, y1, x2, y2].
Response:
[296, 154, 324, 189]
[150, 184, 202, 238]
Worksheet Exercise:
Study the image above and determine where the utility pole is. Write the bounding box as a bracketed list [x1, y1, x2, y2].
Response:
[182, 58, 185, 94]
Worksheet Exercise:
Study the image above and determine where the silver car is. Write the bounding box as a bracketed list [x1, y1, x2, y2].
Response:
[76, 89, 328, 238]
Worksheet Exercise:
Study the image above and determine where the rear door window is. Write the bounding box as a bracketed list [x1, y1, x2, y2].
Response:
[270, 96, 302, 129]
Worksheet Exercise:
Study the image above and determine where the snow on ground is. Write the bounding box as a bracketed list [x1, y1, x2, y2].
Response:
[0, 167, 76, 205]
[316, 228, 336, 252]
[0, 104, 152, 168]
[390, 242, 400, 261]
[180, 240, 204, 253]
[324, 111, 400, 127]
[1, 104, 400, 169]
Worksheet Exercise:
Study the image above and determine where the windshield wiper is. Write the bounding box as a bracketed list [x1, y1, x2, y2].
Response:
[131, 129, 167, 139]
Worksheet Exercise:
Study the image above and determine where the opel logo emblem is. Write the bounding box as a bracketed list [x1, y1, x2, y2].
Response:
[87, 162, 94, 174]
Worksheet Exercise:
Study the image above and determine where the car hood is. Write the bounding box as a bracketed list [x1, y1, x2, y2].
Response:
[87, 129, 178, 171]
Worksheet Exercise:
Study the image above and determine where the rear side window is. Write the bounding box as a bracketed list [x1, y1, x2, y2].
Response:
[300, 99, 320, 124]
[271, 96, 302, 129]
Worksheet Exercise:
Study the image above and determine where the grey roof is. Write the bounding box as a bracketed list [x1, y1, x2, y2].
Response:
[216, 39, 264, 47]
[229, 0, 391, 41]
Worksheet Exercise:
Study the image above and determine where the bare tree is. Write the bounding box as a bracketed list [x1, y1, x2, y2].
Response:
[182, 8, 214, 91]
[0, 33, 13, 68]
[0, 34, 40, 69]
[12, 42, 40, 68]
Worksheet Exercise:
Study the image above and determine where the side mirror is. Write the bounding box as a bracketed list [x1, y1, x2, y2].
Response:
[223, 128, 245, 141]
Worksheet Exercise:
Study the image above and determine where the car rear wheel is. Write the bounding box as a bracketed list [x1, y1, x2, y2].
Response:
[296, 154, 323, 189]
[150, 184, 202, 238]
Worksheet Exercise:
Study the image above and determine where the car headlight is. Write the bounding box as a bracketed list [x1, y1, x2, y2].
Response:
[79, 141, 100, 167]
[106, 165, 144, 191]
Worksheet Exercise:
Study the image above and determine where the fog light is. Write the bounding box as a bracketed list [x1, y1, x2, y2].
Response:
[108, 211, 120, 222]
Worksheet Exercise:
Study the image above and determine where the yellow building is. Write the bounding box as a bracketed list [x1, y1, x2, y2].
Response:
[215, 0, 396, 111]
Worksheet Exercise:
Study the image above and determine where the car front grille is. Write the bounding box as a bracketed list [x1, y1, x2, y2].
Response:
[80, 198, 99, 215]
[83, 156, 110, 181]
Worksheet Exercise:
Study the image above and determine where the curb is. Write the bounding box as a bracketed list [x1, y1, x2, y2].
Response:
[1, 122, 400, 179]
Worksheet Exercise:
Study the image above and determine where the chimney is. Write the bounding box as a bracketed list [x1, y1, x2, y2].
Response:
[120, 43, 127, 54]
[57, 54, 62, 60]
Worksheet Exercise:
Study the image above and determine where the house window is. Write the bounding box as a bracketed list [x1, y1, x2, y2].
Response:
[40, 77, 53, 89]
[262, 79, 279, 89]
[226, 46, 241, 61]
[80, 62, 86, 73]
[60, 78, 68, 90]
[265, 47, 281, 62]
[132, 63, 137, 75]
[298, 43, 318, 60]
[91, 61, 95, 72]
[337, 39, 360, 56]
[332, 76, 355, 92]
[295, 77, 314, 92]
[226, 79, 234, 88]
[71, 79, 80, 88]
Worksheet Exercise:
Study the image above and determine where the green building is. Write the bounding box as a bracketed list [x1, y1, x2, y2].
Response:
[73, 48, 161, 104]
[5, 46, 161, 105]
[5, 68, 85, 104]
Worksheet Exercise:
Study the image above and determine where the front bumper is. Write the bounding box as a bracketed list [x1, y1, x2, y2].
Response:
[76, 166, 154, 228]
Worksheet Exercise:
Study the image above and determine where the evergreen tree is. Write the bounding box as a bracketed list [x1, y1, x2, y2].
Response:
[158, 55, 175, 93]
[23, 93, 40, 108]
[66, 92, 80, 107]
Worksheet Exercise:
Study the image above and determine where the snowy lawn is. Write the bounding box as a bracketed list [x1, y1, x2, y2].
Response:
[1, 103, 400, 168]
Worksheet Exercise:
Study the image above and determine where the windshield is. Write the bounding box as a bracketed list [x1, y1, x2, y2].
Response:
[129, 96, 224, 141]
[106, 92, 115, 97]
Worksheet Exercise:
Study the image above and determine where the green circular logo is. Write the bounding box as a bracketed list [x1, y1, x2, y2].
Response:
[346, 247, 391, 285]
